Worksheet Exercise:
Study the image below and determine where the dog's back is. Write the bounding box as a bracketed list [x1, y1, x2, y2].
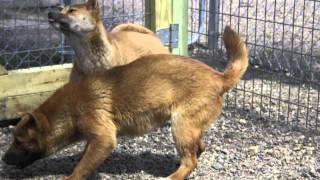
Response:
[111, 23, 155, 36]
[108, 30, 169, 66]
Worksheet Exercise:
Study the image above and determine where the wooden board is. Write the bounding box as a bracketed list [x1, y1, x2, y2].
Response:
[0, 65, 7, 75]
[145, 0, 188, 56]
[0, 64, 71, 121]
[0, 64, 71, 98]
[0, 91, 55, 121]
[155, 0, 172, 30]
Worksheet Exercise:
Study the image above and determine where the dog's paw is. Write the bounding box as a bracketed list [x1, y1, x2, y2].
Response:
[158, 177, 171, 180]
[64, 176, 77, 180]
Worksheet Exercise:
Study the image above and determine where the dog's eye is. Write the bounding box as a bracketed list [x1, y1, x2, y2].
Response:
[55, 4, 64, 11]
[68, 9, 77, 13]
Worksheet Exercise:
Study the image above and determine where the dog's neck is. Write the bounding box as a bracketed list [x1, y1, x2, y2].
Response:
[65, 22, 114, 74]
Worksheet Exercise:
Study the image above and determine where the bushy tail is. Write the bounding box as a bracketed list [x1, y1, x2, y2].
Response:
[222, 26, 248, 92]
[111, 23, 155, 36]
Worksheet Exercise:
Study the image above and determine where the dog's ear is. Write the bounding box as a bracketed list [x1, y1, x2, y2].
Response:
[17, 112, 49, 132]
[86, 0, 99, 11]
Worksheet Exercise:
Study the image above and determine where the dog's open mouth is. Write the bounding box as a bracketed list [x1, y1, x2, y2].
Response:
[48, 18, 55, 23]
[48, 13, 70, 32]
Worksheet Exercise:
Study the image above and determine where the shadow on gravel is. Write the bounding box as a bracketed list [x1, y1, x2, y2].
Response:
[0, 151, 179, 179]
[224, 106, 320, 137]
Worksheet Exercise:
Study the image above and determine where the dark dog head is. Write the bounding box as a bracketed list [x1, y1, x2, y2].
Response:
[48, 0, 100, 35]
[2, 112, 49, 168]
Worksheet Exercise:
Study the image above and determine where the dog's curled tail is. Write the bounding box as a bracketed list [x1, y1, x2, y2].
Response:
[222, 26, 248, 92]
[111, 23, 155, 36]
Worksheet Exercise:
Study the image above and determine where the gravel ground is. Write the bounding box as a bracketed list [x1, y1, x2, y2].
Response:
[0, 76, 319, 179]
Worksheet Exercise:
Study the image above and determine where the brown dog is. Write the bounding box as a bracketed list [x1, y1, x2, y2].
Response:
[48, 0, 169, 82]
[2, 26, 248, 180]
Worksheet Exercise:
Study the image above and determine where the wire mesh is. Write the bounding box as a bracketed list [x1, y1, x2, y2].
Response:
[189, 0, 320, 132]
[0, 0, 146, 70]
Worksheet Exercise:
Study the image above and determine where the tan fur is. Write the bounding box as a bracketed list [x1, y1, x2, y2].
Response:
[48, 0, 168, 82]
[3, 26, 248, 180]
[111, 23, 155, 36]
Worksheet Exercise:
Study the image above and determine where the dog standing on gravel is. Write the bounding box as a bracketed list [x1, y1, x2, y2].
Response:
[2, 26, 248, 180]
[48, 0, 168, 81]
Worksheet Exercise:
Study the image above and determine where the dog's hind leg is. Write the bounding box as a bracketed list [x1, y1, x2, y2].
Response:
[166, 99, 220, 180]
[197, 139, 206, 158]
[165, 113, 205, 180]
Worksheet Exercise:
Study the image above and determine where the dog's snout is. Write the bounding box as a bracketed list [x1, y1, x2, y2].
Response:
[48, 12, 53, 18]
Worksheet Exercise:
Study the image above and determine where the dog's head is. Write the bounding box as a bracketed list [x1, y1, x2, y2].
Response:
[48, 0, 100, 35]
[2, 112, 49, 168]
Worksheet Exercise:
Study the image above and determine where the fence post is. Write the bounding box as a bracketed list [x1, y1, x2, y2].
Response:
[145, 0, 188, 56]
[172, 0, 188, 56]
[145, 0, 156, 32]
[208, 0, 220, 51]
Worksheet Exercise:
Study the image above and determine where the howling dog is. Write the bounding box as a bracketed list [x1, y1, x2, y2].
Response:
[48, 0, 168, 81]
[2, 26, 248, 180]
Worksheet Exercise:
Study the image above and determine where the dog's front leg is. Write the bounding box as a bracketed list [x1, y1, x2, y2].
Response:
[66, 130, 117, 180]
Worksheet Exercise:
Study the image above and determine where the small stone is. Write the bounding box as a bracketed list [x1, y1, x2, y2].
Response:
[220, 149, 229, 154]
[293, 145, 302, 151]
[309, 167, 318, 178]
[265, 149, 274, 155]
[249, 145, 260, 155]
[212, 162, 224, 170]
[302, 171, 311, 178]
[239, 119, 247, 124]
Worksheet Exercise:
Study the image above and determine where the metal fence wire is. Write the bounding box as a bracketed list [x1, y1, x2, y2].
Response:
[0, 0, 146, 69]
[189, 0, 320, 132]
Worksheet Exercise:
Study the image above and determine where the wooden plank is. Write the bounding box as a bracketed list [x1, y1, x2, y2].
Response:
[0, 64, 71, 98]
[155, 0, 172, 30]
[145, 0, 173, 52]
[0, 65, 7, 75]
[0, 91, 54, 120]
[0, 64, 71, 121]
[172, 0, 188, 56]
[155, 0, 172, 52]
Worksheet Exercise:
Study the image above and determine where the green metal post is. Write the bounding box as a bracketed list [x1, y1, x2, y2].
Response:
[172, 0, 188, 56]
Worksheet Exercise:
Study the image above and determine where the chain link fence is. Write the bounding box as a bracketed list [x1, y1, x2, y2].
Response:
[189, 0, 320, 132]
[0, 0, 146, 70]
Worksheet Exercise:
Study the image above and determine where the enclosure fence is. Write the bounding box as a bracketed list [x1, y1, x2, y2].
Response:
[189, 0, 320, 132]
[0, 0, 319, 132]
